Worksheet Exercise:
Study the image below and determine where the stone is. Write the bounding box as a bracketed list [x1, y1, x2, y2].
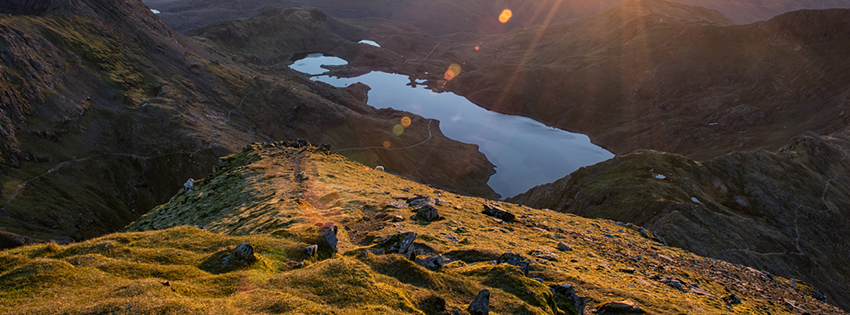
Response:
[532, 249, 559, 261]
[550, 283, 586, 315]
[319, 223, 339, 253]
[658, 254, 674, 263]
[387, 201, 408, 209]
[409, 195, 437, 208]
[482, 204, 515, 222]
[377, 231, 417, 259]
[557, 242, 572, 251]
[375, 165, 385, 171]
[723, 294, 741, 305]
[184, 178, 194, 192]
[296, 172, 309, 181]
[619, 267, 636, 274]
[417, 204, 441, 221]
[812, 289, 827, 302]
[661, 277, 686, 292]
[468, 289, 490, 315]
[415, 255, 445, 271]
[689, 286, 715, 298]
[597, 300, 642, 314]
[391, 215, 405, 222]
[223, 243, 256, 266]
[304, 244, 318, 257]
[498, 253, 531, 276]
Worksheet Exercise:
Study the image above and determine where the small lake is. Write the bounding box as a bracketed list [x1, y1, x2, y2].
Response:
[290, 53, 613, 198]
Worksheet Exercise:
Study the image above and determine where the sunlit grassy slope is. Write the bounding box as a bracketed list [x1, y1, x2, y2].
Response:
[1, 143, 842, 314]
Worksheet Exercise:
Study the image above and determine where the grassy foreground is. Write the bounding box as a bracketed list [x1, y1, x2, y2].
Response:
[0, 143, 843, 314]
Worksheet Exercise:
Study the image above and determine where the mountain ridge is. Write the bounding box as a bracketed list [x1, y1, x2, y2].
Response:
[509, 130, 850, 310]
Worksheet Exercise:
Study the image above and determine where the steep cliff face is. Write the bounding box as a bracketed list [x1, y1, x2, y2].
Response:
[509, 131, 850, 310]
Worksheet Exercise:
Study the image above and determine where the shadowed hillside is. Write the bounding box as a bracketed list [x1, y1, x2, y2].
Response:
[431, 1, 850, 159]
[510, 131, 850, 310]
[0, 0, 496, 243]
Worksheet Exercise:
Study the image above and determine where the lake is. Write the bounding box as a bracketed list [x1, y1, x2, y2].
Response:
[290, 53, 613, 198]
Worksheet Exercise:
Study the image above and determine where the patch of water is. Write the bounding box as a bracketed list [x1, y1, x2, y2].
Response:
[290, 55, 613, 198]
[151, 9, 161, 14]
[358, 40, 381, 47]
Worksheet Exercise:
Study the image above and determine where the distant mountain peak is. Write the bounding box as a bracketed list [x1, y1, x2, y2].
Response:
[607, 0, 737, 25]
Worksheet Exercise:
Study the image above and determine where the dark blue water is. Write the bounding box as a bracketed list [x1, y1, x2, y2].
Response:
[291, 54, 613, 197]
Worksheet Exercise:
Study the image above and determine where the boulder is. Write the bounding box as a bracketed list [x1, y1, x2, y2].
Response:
[222, 243, 256, 266]
[387, 201, 408, 209]
[304, 244, 318, 258]
[468, 289, 490, 315]
[597, 299, 642, 314]
[482, 204, 515, 222]
[723, 294, 741, 305]
[550, 283, 587, 315]
[377, 231, 417, 259]
[498, 252, 531, 276]
[417, 205, 441, 221]
[415, 255, 445, 271]
[319, 223, 339, 253]
[557, 242, 572, 251]
[660, 277, 686, 292]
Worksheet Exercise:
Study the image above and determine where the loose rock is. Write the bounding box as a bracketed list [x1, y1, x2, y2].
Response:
[661, 277, 686, 292]
[532, 248, 559, 261]
[417, 205, 441, 221]
[597, 299, 642, 314]
[557, 242, 572, 251]
[468, 289, 490, 315]
[550, 283, 586, 315]
[415, 255, 445, 271]
[498, 252, 532, 276]
[223, 243, 256, 266]
[377, 231, 417, 259]
[304, 244, 318, 257]
[387, 201, 408, 209]
[723, 294, 742, 305]
[319, 223, 339, 254]
[482, 204, 515, 222]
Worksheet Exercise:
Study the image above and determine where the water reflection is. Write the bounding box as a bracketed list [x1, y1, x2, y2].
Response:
[290, 55, 613, 197]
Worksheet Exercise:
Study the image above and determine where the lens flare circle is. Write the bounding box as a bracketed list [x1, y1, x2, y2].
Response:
[444, 64, 461, 81]
[382, 141, 391, 148]
[401, 116, 412, 127]
[499, 9, 512, 23]
[392, 125, 404, 136]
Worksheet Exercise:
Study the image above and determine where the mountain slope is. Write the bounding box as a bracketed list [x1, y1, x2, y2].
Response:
[0, 1, 496, 243]
[144, 0, 850, 35]
[3, 142, 842, 314]
[510, 131, 850, 310]
[431, 2, 850, 159]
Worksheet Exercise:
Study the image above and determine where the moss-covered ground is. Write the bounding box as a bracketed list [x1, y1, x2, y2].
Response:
[1, 143, 838, 314]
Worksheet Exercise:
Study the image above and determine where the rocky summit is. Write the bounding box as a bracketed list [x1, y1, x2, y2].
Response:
[1, 143, 845, 314]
